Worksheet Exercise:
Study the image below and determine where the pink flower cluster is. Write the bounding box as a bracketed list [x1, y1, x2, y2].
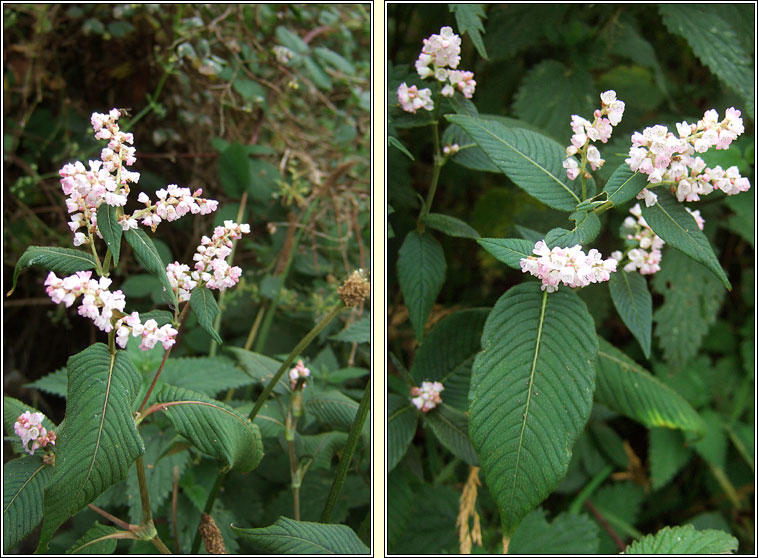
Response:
[14, 411, 56, 456]
[289, 359, 311, 390]
[563, 90, 625, 180]
[397, 26, 476, 114]
[411, 381, 444, 412]
[625, 108, 750, 207]
[45, 270, 126, 332]
[520, 241, 618, 293]
[134, 185, 218, 232]
[114, 311, 178, 351]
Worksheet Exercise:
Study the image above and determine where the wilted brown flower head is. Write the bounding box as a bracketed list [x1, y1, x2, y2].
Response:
[338, 269, 370, 307]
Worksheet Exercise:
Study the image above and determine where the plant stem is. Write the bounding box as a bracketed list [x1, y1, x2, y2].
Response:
[569, 464, 613, 515]
[135, 456, 153, 524]
[584, 500, 626, 552]
[287, 412, 301, 520]
[243, 301, 267, 351]
[190, 471, 228, 554]
[88, 504, 133, 531]
[319, 378, 370, 523]
[150, 535, 172, 554]
[417, 120, 444, 232]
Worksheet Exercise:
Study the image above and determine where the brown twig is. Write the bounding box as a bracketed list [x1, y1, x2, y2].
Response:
[584, 500, 626, 552]
[88, 504, 134, 531]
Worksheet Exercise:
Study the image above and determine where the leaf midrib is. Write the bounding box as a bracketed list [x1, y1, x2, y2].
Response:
[4, 461, 47, 513]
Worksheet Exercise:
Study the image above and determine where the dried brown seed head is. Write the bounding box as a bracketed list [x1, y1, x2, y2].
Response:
[338, 269, 370, 307]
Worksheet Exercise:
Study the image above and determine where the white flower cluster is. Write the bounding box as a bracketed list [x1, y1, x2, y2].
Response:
[410, 381, 444, 413]
[563, 90, 625, 180]
[273, 45, 294, 64]
[289, 359, 311, 390]
[397, 26, 476, 114]
[14, 411, 56, 456]
[114, 311, 178, 351]
[626, 108, 750, 207]
[520, 241, 618, 293]
[134, 185, 218, 232]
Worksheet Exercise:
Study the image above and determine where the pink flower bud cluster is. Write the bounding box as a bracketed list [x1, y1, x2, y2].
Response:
[520, 241, 618, 293]
[410, 381, 444, 413]
[45, 270, 126, 332]
[134, 186, 219, 232]
[625, 108, 750, 207]
[396, 83, 434, 114]
[114, 311, 178, 351]
[14, 411, 56, 455]
[289, 359, 311, 390]
[563, 90, 625, 180]
[443, 143, 460, 156]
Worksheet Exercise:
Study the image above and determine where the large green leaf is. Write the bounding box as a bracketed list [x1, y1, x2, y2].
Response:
[233, 516, 369, 554]
[625, 524, 738, 554]
[509, 508, 599, 554]
[306, 388, 370, 440]
[544, 211, 601, 249]
[190, 287, 223, 344]
[124, 228, 178, 307]
[477, 238, 534, 270]
[649, 428, 692, 490]
[397, 230, 446, 340]
[387, 394, 417, 473]
[470, 283, 597, 535]
[96, 204, 122, 266]
[3, 456, 53, 552]
[595, 338, 705, 434]
[602, 163, 648, 206]
[8, 246, 98, 296]
[154, 385, 263, 473]
[224, 347, 289, 395]
[608, 271, 652, 358]
[422, 213, 480, 239]
[425, 404, 478, 466]
[159, 356, 255, 397]
[66, 521, 121, 554]
[640, 192, 730, 289]
[37, 344, 144, 552]
[446, 115, 582, 211]
[449, 4, 488, 59]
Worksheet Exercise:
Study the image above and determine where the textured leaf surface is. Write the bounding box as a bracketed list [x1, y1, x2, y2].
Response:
[447, 115, 582, 210]
[387, 394, 417, 473]
[470, 283, 597, 535]
[392, 485, 459, 554]
[397, 230, 446, 340]
[387, 469, 415, 552]
[3, 456, 53, 552]
[640, 192, 730, 289]
[649, 428, 692, 490]
[425, 404, 478, 466]
[422, 213, 480, 239]
[66, 521, 121, 554]
[306, 388, 370, 440]
[299, 432, 348, 471]
[190, 287, 223, 344]
[159, 356, 254, 397]
[609, 271, 652, 358]
[509, 508, 599, 554]
[544, 211, 601, 248]
[96, 204, 122, 266]
[625, 524, 738, 554]
[124, 228, 178, 307]
[449, 4, 488, 59]
[329, 316, 370, 343]
[477, 238, 534, 270]
[595, 338, 704, 434]
[37, 344, 144, 551]
[224, 347, 289, 395]
[9, 246, 97, 296]
[154, 385, 263, 473]
[23, 368, 68, 398]
[602, 164, 648, 206]
[233, 516, 369, 554]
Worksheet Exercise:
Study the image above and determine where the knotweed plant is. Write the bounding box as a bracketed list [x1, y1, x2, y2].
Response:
[389, 8, 751, 555]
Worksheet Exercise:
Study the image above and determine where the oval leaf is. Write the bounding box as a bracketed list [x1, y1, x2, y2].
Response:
[154, 385, 263, 473]
[625, 524, 738, 554]
[425, 404, 479, 466]
[470, 283, 598, 536]
[397, 231, 446, 341]
[608, 270, 652, 358]
[446, 114, 582, 211]
[595, 337, 705, 434]
[640, 192, 730, 289]
[387, 394, 417, 473]
[3, 456, 53, 552]
[232, 516, 369, 554]
[124, 228, 178, 307]
[190, 287, 223, 344]
[477, 238, 534, 270]
[544, 211, 601, 248]
[37, 344, 145, 552]
[96, 204, 122, 266]
[602, 163, 649, 206]
[8, 246, 97, 296]
[422, 213, 480, 239]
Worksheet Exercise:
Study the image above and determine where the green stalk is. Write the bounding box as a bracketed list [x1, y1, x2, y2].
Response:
[319, 379, 370, 523]
[569, 464, 613, 515]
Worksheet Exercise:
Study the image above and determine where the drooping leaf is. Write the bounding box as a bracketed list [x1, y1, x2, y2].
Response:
[625, 524, 738, 554]
[3, 455, 53, 552]
[233, 516, 369, 554]
[154, 385, 263, 473]
[470, 283, 598, 535]
[424, 404, 478, 466]
[422, 213, 480, 239]
[8, 246, 98, 296]
[397, 230, 446, 340]
[329, 316, 370, 343]
[595, 338, 705, 434]
[649, 427, 693, 490]
[608, 271, 652, 358]
[190, 287, 223, 344]
[449, 4, 488, 59]
[387, 394, 417, 473]
[66, 521, 122, 554]
[640, 192, 730, 289]
[446, 115, 582, 210]
[602, 163, 648, 206]
[477, 238, 534, 270]
[124, 228, 178, 307]
[96, 204, 122, 266]
[37, 344, 145, 552]
[544, 211, 601, 248]
[509, 508, 599, 554]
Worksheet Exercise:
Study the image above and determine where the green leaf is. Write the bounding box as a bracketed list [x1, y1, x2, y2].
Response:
[425, 404, 478, 466]
[544, 211, 601, 248]
[388, 135, 414, 160]
[392, 485, 459, 553]
[154, 385, 263, 473]
[387, 395, 417, 473]
[387, 468, 416, 552]
[3, 455, 53, 552]
[608, 271, 652, 358]
[649, 428, 692, 490]
[446, 115, 582, 211]
[449, 4, 488, 59]
[397, 231, 446, 340]
[224, 347, 289, 395]
[509, 508, 599, 554]
[218, 142, 252, 197]
[422, 213, 480, 239]
[66, 521, 121, 554]
[96, 204, 122, 266]
[313, 46, 355, 75]
[602, 163, 648, 206]
[329, 316, 370, 343]
[124, 228, 178, 307]
[190, 287, 223, 344]
[625, 524, 738, 554]
[275, 26, 309, 55]
[640, 192, 730, 289]
[8, 246, 98, 296]
[306, 388, 370, 440]
[304, 57, 332, 90]
[692, 409, 727, 468]
[299, 432, 349, 471]
[477, 238, 534, 270]
[595, 338, 705, 434]
[233, 78, 266, 104]
[158, 356, 255, 397]
[37, 344, 145, 552]
[23, 368, 68, 399]
[233, 516, 369, 554]
[470, 283, 597, 535]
